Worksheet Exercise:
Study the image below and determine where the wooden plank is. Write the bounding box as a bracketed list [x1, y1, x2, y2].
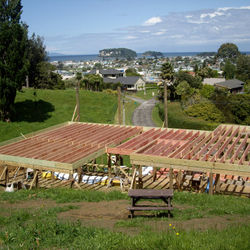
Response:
[169, 167, 173, 189]
[130, 167, 137, 189]
[209, 172, 213, 195]
[0, 166, 7, 181]
[128, 206, 173, 211]
[128, 189, 173, 197]
[132, 152, 250, 170]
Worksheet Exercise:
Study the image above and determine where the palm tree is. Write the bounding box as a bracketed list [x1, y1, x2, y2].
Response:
[160, 62, 174, 128]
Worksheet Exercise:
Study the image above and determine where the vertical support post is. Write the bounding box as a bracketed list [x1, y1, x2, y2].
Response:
[138, 166, 143, 189]
[77, 167, 82, 184]
[169, 167, 173, 189]
[119, 155, 124, 166]
[107, 154, 112, 180]
[130, 166, 137, 189]
[164, 81, 168, 128]
[152, 167, 157, 182]
[5, 167, 9, 186]
[117, 86, 122, 125]
[35, 170, 39, 188]
[177, 170, 182, 191]
[215, 174, 221, 193]
[69, 173, 74, 188]
[209, 172, 214, 195]
[76, 80, 80, 122]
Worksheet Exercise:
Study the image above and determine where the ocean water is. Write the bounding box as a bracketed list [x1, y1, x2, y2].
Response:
[49, 51, 250, 62]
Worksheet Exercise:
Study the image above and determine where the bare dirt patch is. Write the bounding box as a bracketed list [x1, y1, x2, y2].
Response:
[1, 198, 249, 235]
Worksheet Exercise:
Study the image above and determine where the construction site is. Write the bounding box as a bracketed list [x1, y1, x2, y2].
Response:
[0, 121, 249, 196]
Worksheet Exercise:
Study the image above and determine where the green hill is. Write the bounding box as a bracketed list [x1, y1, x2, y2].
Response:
[0, 89, 117, 142]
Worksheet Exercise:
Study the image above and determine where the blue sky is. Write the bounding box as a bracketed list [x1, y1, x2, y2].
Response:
[22, 0, 250, 54]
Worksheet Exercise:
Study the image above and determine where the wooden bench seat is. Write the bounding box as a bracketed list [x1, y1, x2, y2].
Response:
[128, 189, 173, 218]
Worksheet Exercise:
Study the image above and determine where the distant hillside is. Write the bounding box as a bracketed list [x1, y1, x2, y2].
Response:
[142, 51, 163, 58]
[99, 48, 137, 59]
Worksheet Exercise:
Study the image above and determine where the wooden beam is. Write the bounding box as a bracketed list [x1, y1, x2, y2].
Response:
[169, 167, 173, 189]
[215, 174, 221, 193]
[209, 172, 213, 195]
[138, 166, 143, 189]
[0, 166, 7, 182]
[117, 86, 122, 125]
[131, 153, 250, 176]
[130, 167, 137, 189]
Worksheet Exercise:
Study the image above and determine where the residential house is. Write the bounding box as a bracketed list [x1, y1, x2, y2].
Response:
[88, 69, 123, 79]
[214, 79, 245, 94]
[104, 76, 145, 91]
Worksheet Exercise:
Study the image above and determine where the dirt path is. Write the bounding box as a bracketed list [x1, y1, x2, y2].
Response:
[126, 96, 158, 127]
[2, 198, 249, 235]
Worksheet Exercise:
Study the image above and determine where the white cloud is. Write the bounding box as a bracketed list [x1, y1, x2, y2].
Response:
[218, 6, 250, 11]
[140, 30, 150, 33]
[153, 31, 165, 36]
[143, 17, 162, 26]
[124, 35, 137, 40]
[200, 11, 225, 19]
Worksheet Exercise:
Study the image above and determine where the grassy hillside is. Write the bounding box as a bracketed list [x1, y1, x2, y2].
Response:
[0, 89, 117, 142]
[153, 102, 218, 131]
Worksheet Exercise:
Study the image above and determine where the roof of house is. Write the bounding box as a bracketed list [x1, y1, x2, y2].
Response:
[215, 79, 245, 89]
[88, 69, 123, 75]
[203, 78, 226, 85]
[103, 76, 142, 85]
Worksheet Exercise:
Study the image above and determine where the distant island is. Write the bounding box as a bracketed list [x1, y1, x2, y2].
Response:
[142, 51, 163, 58]
[99, 48, 137, 59]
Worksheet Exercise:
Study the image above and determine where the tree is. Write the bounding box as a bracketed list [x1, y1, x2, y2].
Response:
[27, 33, 48, 87]
[236, 55, 250, 82]
[34, 62, 64, 89]
[200, 84, 215, 99]
[217, 43, 240, 60]
[125, 68, 140, 76]
[175, 71, 202, 89]
[160, 62, 174, 128]
[229, 94, 250, 125]
[0, 0, 28, 120]
[223, 60, 236, 79]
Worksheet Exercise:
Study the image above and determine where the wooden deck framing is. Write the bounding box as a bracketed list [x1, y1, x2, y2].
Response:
[1, 122, 249, 195]
[0, 122, 142, 173]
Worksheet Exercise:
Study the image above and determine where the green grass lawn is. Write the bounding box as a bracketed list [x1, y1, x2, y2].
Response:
[0, 88, 117, 142]
[153, 102, 218, 131]
[0, 189, 249, 249]
[131, 87, 158, 100]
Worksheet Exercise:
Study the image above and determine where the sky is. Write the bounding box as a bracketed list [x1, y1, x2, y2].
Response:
[21, 0, 250, 55]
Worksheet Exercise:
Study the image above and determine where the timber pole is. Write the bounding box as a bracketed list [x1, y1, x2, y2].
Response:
[117, 86, 122, 125]
[76, 80, 80, 122]
[164, 81, 168, 128]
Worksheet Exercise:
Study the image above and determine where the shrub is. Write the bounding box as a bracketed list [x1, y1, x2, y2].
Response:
[186, 103, 225, 123]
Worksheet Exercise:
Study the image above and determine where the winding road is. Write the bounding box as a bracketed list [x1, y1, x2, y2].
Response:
[126, 96, 158, 127]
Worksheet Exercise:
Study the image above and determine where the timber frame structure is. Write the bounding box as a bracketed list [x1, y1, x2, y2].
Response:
[0, 122, 249, 195]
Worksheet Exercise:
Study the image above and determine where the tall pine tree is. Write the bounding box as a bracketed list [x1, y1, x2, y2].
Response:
[0, 0, 28, 120]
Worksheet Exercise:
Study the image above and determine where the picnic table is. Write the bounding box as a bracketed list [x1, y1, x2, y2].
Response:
[128, 189, 173, 218]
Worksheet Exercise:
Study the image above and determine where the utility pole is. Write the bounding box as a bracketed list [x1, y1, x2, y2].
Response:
[164, 81, 168, 128]
[117, 86, 122, 125]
